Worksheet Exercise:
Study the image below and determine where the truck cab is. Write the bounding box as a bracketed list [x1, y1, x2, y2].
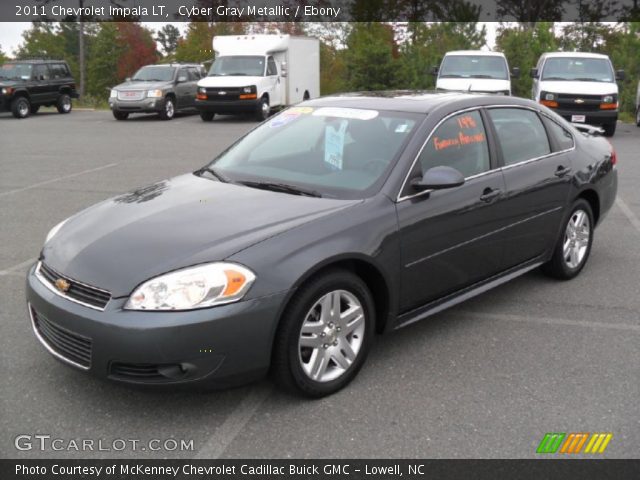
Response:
[196, 35, 319, 122]
[434, 51, 517, 95]
[531, 52, 624, 137]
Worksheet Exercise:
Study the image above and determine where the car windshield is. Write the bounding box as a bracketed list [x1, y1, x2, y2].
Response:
[131, 66, 176, 82]
[209, 56, 265, 76]
[0, 63, 32, 80]
[204, 106, 421, 199]
[541, 57, 614, 82]
[440, 55, 508, 80]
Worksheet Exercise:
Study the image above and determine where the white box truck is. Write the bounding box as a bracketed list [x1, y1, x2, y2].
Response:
[196, 34, 320, 122]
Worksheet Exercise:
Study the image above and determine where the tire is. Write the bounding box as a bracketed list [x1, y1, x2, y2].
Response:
[542, 199, 594, 280]
[159, 96, 175, 120]
[200, 111, 215, 122]
[56, 93, 72, 114]
[603, 122, 616, 137]
[256, 96, 270, 121]
[635, 108, 640, 127]
[11, 97, 30, 119]
[272, 269, 375, 397]
[30, 105, 40, 114]
[303, 91, 310, 101]
[112, 110, 129, 121]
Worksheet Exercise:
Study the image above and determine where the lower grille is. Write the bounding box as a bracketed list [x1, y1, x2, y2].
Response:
[38, 262, 111, 310]
[30, 306, 92, 369]
[110, 362, 188, 382]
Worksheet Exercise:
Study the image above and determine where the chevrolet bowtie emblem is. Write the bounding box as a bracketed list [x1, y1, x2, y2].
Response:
[575, 98, 585, 104]
[54, 278, 70, 293]
[218, 91, 227, 95]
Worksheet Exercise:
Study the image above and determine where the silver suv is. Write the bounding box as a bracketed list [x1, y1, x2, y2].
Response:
[109, 63, 205, 120]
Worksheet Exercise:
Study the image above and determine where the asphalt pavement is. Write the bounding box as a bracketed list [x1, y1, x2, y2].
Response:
[1, 110, 638, 459]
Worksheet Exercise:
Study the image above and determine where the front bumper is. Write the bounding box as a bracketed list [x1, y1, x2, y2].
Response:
[553, 107, 618, 126]
[195, 98, 260, 114]
[109, 97, 166, 114]
[26, 264, 287, 387]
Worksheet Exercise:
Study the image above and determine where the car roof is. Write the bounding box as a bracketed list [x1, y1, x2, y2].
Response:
[10, 59, 67, 64]
[542, 51, 610, 60]
[304, 91, 536, 114]
[444, 50, 506, 57]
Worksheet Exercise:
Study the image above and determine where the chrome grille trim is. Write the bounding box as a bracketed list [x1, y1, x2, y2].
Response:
[35, 262, 111, 311]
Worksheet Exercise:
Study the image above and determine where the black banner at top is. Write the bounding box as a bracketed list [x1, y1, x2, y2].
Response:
[3, 0, 640, 22]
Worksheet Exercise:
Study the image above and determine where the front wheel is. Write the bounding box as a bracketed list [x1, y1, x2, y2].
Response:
[542, 199, 594, 280]
[256, 97, 270, 122]
[603, 122, 616, 137]
[272, 270, 374, 397]
[159, 97, 175, 120]
[56, 93, 72, 114]
[200, 111, 215, 122]
[11, 97, 30, 119]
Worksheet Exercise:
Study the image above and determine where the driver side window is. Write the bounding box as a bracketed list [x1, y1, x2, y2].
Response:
[418, 110, 490, 178]
[267, 57, 278, 76]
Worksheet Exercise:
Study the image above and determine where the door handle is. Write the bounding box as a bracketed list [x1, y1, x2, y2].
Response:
[555, 166, 572, 177]
[479, 187, 501, 203]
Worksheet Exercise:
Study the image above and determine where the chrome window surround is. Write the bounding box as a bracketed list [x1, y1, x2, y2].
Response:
[34, 261, 110, 312]
[396, 104, 576, 202]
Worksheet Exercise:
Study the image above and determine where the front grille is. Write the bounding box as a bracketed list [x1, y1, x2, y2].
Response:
[117, 90, 145, 101]
[205, 87, 243, 101]
[31, 307, 92, 368]
[557, 94, 602, 112]
[38, 263, 111, 310]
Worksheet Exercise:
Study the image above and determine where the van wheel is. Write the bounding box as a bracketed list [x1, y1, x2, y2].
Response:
[11, 97, 30, 119]
[303, 91, 310, 101]
[272, 269, 374, 397]
[113, 110, 129, 120]
[159, 97, 175, 120]
[200, 112, 215, 122]
[56, 94, 72, 114]
[603, 122, 616, 137]
[256, 97, 270, 121]
[635, 108, 640, 127]
[542, 199, 594, 280]
[30, 105, 40, 114]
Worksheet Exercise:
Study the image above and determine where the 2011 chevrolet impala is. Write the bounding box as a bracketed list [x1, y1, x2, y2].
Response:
[26, 92, 618, 397]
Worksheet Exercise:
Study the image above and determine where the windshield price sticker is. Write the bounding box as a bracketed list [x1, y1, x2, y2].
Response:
[269, 107, 313, 128]
[324, 120, 348, 171]
[313, 107, 379, 120]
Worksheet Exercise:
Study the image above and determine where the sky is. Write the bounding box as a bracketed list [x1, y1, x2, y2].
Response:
[0, 22, 499, 57]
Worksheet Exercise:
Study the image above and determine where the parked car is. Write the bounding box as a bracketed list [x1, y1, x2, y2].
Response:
[433, 50, 519, 95]
[196, 34, 320, 122]
[109, 63, 205, 120]
[636, 80, 640, 127]
[27, 93, 617, 397]
[0, 59, 78, 119]
[531, 52, 624, 136]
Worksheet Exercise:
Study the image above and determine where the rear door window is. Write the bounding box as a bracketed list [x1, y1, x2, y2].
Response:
[542, 116, 574, 151]
[488, 108, 551, 166]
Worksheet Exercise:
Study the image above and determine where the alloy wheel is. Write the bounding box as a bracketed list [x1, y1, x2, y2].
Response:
[298, 290, 365, 383]
[563, 209, 591, 269]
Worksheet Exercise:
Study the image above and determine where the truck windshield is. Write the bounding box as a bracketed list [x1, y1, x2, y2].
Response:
[0, 63, 32, 80]
[440, 55, 508, 80]
[132, 66, 176, 82]
[541, 57, 614, 82]
[204, 106, 421, 200]
[209, 56, 265, 77]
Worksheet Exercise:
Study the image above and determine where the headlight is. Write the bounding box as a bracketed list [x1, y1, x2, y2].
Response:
[544, 92, 556, 101]
[2, 87, 14, 95]
[243, 86, 252, 93]
[198, 87, 206, 94]
[147, 89, 163, 98]
[603, 95, 614, 103]
[125, 262, 256, 311]
[110, 89, 117, 98]
[45, 219, 68, 244]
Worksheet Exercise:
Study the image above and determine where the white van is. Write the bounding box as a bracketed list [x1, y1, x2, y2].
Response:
[434, 51, 518, 95]
[531, 52, 624, 136]
[196, 35, 320, 122]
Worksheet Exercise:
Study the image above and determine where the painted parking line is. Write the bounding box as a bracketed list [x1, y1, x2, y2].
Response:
[0, 257, 37, 276]
[194, 384, 272, 459]
[615, 197, 640, 235]
[0, 163, 118, 197]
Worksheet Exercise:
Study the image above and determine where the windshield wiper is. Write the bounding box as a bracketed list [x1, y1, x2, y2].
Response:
[226, 73, 248, 76]
[469, 74, 496, 78]
[574, 78, 603, 82]
[542, 77, 567, 81]
[240, 181, 322, 198]
[196, 166, 230, 183]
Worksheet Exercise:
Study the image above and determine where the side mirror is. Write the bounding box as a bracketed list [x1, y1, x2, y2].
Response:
[511, 67, 520, 79]
[411, 166, 465, 191]
[177, 75, 188, 83]
[125, 77, 131, 82]
[615, 69, 625, 81]
[530, 68, 539, 79]
[430, 65, 439, 76]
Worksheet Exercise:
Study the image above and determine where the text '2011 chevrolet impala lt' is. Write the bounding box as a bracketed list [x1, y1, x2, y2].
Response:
[26, 92, 618, 397]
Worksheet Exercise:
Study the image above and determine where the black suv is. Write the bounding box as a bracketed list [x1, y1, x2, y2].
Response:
[0, 59, 78, 119]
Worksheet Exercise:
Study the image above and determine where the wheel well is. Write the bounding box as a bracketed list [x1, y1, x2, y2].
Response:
[13, 91, 29, 101]
[303, 90, 310, 100]
[577, 189, 600, 225]
[165, 92, 176, 101]
[261, 93, 269, 102]
[294, 259, 391, 334]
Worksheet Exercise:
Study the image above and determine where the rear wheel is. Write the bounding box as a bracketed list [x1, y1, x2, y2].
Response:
[159, 96, 175, 120]
[542, 199, 594, 280]
[256, 96, 270, 121]
[272, 270, 374, 397]
[56, 93, 72, 114]
[11, 97, 30, 119]
[112, 110, 129, 121]
[603, 122, 616, 137]
[200, 111, 215, 122]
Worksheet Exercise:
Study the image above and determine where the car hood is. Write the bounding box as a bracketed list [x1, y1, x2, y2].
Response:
[538, 80, 618, 96]
[436, 77, 511, 93]
[114, 80, 172, 91]
[198, 76, 264, 88]
[43, 174, 358, 297]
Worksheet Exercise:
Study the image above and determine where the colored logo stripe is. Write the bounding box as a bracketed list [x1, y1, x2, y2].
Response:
[560, 433, 589, 453]
[537, 433, 566, 453]
[537, 433, 613, 454]
[584, 433, 613, 454]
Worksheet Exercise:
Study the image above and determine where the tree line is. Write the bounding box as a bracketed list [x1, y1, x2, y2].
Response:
[2, 21, 639, 117]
